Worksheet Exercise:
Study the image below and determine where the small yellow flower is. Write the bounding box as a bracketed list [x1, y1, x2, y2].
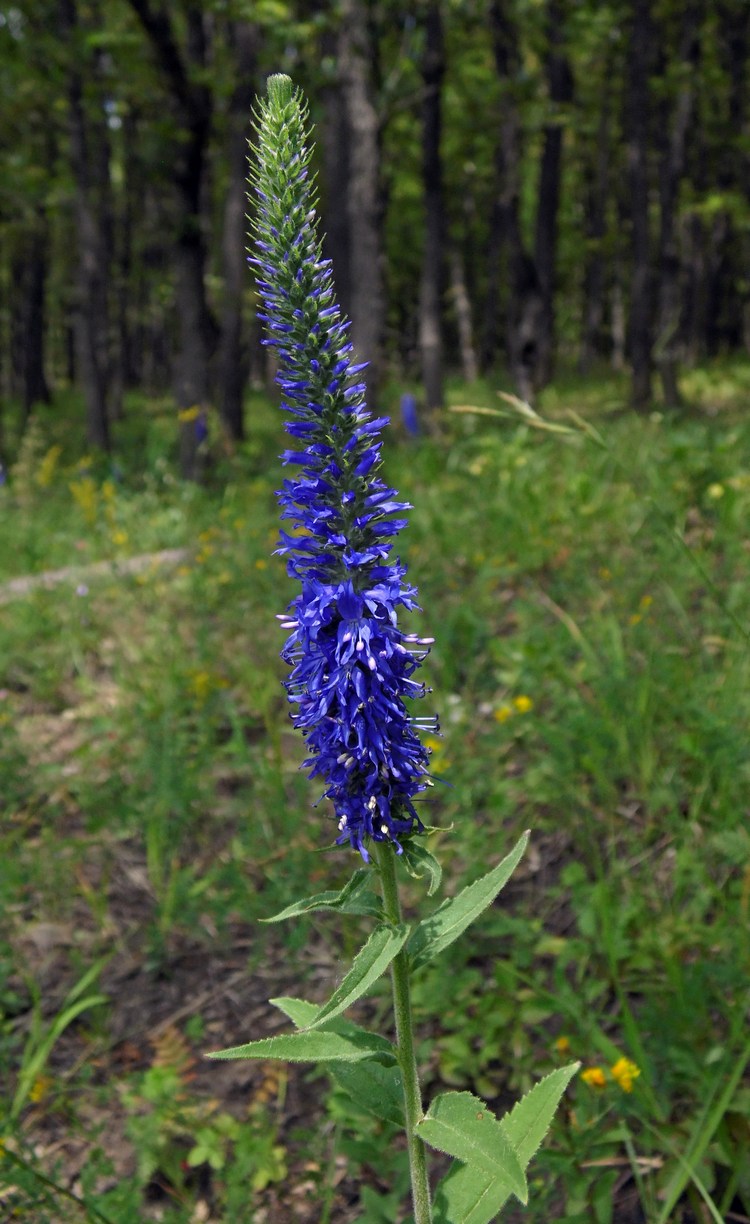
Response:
[494, 704, 513, 724]
[178, 405, 201, 423]
[111, 529, 129, 548]
[29, 1074, 53, 1103]
[707, 482, 724, 500]
[581, 1067, 607, 1089]
[189, 670, 213, 703]
[554, 1035, 571, 1055]
[639, 594, 653, 610]
[611, 1056, 640, 1093]
[36, 444, 63, 488]
[513, 695, 533, 714]
[255, 558, 268, 570]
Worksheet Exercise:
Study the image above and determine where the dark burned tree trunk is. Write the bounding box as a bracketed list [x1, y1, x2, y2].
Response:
[580, 73, 612, 371]
[10, 207, 52, 418]
[418, 0, 445, 413]
[217, 21, 258, 443]
[127, 0, 216, 477]
[624, 0, 654, 410]
[60, 0, 112, 451]
[534, 0, 573, 386]
[654, 2, 700, 407]
[338, 0, 385, 400]
[489, 0, 544, 403]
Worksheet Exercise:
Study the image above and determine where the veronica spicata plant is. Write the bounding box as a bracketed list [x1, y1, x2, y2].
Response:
[208, 74, 578, 1223]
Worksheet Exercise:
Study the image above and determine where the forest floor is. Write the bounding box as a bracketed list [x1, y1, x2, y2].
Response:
[2, 366, 750, 1222]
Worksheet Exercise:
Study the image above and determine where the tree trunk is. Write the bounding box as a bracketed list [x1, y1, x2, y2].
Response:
[579, 60, 613, 370]
[450, 248, 479, 383]
[10, 214, 52, 417]
[126, 0, 216, 477]
[655, 3, 700, 407]
[339, 0, 385, 400]
[217, 21, 257, 443]
[489, 0, 544, 403]
[625, 0, 654, 410]
[60, 0, 112, 451]
[418, 0, 445, 413]
[534, 0, 573, 386]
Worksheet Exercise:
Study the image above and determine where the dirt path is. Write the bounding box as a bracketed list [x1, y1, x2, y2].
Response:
[0, 547, 189, 604]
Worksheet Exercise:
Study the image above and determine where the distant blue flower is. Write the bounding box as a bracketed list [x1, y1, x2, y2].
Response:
[252, 75, 437, 859]
[400, 393, 421, 437]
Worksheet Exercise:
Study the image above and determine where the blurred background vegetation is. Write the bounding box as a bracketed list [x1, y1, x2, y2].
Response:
[2, 2, 750, 1222]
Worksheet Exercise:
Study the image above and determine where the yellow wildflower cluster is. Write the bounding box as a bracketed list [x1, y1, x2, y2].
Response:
[629, 593, 653, 627]
[494, 695, 534, 724]
[69, 475, 99, 526]
[581, 1055, 641, 1093]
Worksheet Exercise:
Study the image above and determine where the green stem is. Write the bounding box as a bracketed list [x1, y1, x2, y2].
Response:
[376, 843, 433, 1224]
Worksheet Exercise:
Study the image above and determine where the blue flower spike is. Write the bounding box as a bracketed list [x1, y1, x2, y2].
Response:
[251, 74, 438, 859]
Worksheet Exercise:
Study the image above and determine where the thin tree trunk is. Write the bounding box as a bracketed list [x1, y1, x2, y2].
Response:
[60, 0, 112, 451]
[489, 0, 544, 403]
[449, 249, 479, 383]
[10, 220, 52, 415]
[655, 3, 700, 407]
[418, 0, 445, 413]
[534, 0, 573, 386]
[579, 64, 612, 370]
[126, 0, 216, 477]
[339, 0, 385, 399]
[625, 0, 654, 410]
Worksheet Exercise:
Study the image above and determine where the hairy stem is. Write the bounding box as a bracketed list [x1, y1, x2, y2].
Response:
[376, 843, 433, 1224]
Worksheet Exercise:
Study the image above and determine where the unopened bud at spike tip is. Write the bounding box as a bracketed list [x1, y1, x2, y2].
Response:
[266, 73, 294, 108]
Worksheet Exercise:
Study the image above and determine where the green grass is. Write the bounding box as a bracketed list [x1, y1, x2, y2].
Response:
[1, 362, 750, 1221]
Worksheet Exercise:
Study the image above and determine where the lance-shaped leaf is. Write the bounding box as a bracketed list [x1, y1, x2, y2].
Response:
[499, 1063, 579, 1165]
[304, 923, 410, 1029]
[269, 997, 396, 1061]
[260, 869, 383, 923]
[207, 1027, 389, 1064]
[329, 1061, 405, 1127]
[433, 1164, 509, 1224]
[433, 1064, 580, 1224]
[401, 839, 443, 896]
[408, 832, 529, 970]
[417, 1092, 528, 1203]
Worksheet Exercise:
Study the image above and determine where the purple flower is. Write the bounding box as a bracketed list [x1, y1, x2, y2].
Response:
[252, 75, 437, 859]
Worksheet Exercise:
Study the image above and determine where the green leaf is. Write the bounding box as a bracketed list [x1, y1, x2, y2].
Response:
[498, 1063, 580, 1167]
[329, 1061, 405, 1127]
[260, 869, 383, 923]
[433, 1065, 580, 1223]
[269, 997, 396, 1061]
[268, 996, 321, 1028]
[408, 832, 529, 970]
[417, 1092, 527, 1203]
[206, 1028, 388, 1064]
[433, 1163, 510, 1224]
[401, 839, 443, 896]
[305, 924, 410, 1029]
